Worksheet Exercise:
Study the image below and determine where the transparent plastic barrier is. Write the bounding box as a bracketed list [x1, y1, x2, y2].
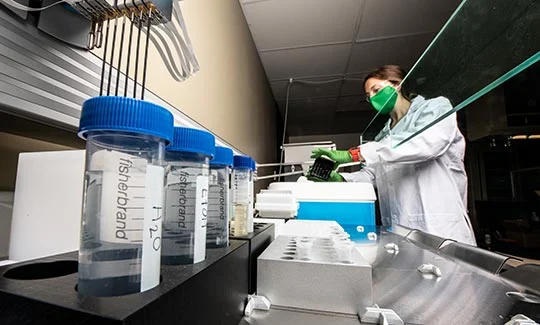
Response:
[362, 0, 540, 147]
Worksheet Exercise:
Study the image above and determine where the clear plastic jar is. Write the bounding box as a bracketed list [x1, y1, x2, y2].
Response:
[207, 146, 233, 248]
[162, 127, 215, 265]
[231, 155, 253, 237]
[77, 96, 174, 297]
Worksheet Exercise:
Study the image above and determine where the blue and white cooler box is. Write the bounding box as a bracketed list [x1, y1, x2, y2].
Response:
[267, 182, 377, 240]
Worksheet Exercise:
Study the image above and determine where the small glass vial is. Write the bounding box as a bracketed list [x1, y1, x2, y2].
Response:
[77, 96, 174, 297]
[231, 155, 253, 237]
[162, 127, 215, 265]
[207, 146, 233, 248]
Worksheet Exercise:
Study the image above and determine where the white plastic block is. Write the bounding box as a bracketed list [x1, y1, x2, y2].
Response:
[10, 150, 85, 261]
[268, 182, 376, 202]
[255, 189, 298, 219]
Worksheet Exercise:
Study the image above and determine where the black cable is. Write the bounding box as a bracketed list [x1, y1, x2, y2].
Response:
[141, 9, 152, 100]
[107, 18, 118, 96]
[277, 79, 292, 181]
[115, 16, 126, 96]
[133, 11, 143, 98]
[293, 77, 364, 84]
[359, 111, 380, 144]
[124, 11, 135, 97]
[99, 20, 110, 96]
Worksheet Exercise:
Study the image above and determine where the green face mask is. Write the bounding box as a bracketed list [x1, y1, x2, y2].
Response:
[369, 85, 398, 114]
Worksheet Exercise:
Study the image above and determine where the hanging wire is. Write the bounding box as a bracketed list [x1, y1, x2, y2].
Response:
[359, 111, 381, 145]
[99, 20, 110, 96]
[133, 11, 144, 98]
[133, 11, 143, 98]
[75, 0, 199, 97]
[106, 17, 118, 96]
[141, 8, 153, 100]
[293, 77, 364, 84]
[124, 11, 135, 97]
[292, 76, 385, 144]
[276, 76, 367, 180]
[115, 15, 127, 96]
[277, 79, 293, 181]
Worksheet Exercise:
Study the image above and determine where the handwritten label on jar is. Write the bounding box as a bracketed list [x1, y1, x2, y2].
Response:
[141, 165, 164, 291]
[193, 175, 209, 263]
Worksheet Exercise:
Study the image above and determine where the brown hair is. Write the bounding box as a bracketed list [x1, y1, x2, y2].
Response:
[363, 65, 413, 100]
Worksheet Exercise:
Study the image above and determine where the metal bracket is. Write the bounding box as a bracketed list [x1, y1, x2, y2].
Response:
[384, 243, 399, 254]
[505, 314, 539, 325]
[359, 305, 404, 325]
[418, 263, 442, 277]
[244, 294, 271, 316]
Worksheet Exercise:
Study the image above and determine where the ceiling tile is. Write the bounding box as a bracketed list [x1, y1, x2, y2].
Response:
[261, 44, 351, 80]
[271, 77, 342, 101]
[242, 0, 363, 50]
[356, 0, 461, 41]
[347, 33, 435, 74]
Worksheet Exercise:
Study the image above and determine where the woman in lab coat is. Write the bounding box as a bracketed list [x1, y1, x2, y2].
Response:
[310, 65, 476, 246]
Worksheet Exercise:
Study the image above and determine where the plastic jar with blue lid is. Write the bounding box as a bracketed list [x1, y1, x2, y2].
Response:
[77, 96, 174, 297]
[207, 146, 234, 248]
[232, 155, 253, 237]
[162, 127, 215, 265]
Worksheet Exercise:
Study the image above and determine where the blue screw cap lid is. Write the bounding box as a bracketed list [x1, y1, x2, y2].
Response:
[78, 96, 174, 143]
[233, 155, 253, 170]
[251, 159, 257, 171]
[167, 127, 215, 157]
[211, 146, 234, 166]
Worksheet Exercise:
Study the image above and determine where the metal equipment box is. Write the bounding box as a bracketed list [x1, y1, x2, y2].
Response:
[257, 235, 372, 314]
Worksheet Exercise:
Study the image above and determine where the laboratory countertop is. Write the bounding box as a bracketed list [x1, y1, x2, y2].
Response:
[240, 228, 540, 325]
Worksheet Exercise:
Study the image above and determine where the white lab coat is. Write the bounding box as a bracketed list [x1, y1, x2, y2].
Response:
[341, 96, 476, 245]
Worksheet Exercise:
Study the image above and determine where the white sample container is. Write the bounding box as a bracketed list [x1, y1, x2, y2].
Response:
[255, 190, 298, 219]
[77, 96, 174, 297]
[163, 127, 215, 264]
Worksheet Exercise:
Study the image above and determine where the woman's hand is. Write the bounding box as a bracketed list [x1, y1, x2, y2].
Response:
[306, 170, 344, 182]
[310, 149, 353, 165]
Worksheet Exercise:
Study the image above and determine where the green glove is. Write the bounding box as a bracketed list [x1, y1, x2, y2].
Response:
[310, 148, 353, 167]
[307, 170, 344, 182]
